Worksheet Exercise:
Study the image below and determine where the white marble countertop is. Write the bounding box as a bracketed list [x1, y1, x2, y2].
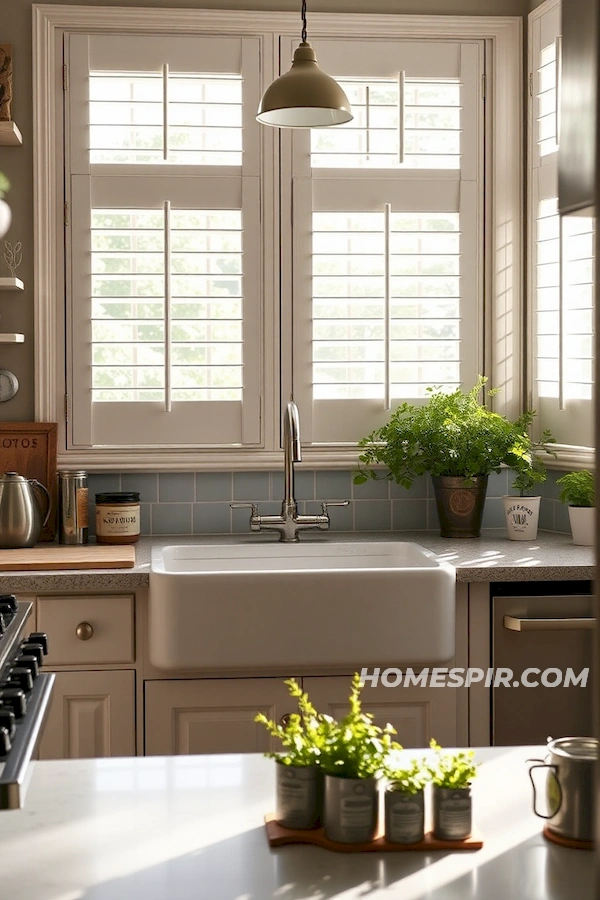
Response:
[0, 748, 594, 900]
[0, 530, 593, 592]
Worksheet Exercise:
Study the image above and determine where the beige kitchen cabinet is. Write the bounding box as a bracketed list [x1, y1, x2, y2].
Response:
[144, 677, 297, 756]
[302, 675, 461, 748]
[38, 669, 136, 759]
[37, 594, 134, 666]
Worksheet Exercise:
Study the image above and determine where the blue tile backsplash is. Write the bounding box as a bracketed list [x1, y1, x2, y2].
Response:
[86, 468, 571, 536]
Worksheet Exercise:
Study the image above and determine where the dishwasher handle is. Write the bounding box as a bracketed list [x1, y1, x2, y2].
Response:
[504, 615, 596, 632]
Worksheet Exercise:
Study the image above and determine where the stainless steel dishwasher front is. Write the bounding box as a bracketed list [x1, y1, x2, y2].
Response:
[492, 582, 595, 745]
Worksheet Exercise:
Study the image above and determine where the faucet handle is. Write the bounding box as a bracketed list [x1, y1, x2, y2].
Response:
[230, 502, 261, 530]
[321, 500, 350, 516]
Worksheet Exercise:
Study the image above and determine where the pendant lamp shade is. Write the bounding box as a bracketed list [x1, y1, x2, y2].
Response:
[256, 42, 353, 128]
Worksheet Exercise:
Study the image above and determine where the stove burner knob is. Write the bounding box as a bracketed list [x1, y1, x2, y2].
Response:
[28, 633, 49, 655]
[0, 613, 5, 635]
[16, 655, 39, 680]
[0, 689, 26, 718]
[0, 726, 10, 757]
[0, 706, 16, 738]
[6, 667, 34, 692]
[19, 643, 44, 666]
[0, 595, 17, 613]
[0, 604, 14, 621]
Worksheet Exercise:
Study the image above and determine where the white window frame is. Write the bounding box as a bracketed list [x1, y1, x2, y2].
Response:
[33, 5, 522, 471]
[527, 0, 594, 470]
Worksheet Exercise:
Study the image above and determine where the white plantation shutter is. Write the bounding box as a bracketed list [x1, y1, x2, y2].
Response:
[529, 1, 594, 449]
[67, 34, 261, 447]
[286, 39, 483, 444]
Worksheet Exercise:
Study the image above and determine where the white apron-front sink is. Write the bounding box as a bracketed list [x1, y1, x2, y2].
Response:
[149, 541, 456, 671]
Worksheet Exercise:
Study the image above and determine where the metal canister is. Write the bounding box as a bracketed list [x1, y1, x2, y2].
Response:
[528, 736, 598, 841]
[57, 471, 88, 544]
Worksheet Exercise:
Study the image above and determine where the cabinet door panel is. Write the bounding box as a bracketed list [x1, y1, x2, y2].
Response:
[39, 670, 135, 759]
[145, 678, 295, 756]
[303, 676, 458, 747]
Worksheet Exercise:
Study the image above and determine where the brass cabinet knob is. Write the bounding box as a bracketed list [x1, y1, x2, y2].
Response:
[280, 713, 292, 727]
[75, 622, 94, 641]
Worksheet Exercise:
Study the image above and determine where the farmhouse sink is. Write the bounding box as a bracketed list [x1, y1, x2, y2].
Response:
[149, 541, 456, 671]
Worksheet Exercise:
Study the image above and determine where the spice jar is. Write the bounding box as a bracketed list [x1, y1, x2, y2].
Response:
[95, 492, 141, 544]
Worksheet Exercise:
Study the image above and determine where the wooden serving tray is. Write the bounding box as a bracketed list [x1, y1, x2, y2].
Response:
[265, 813, 483, 852]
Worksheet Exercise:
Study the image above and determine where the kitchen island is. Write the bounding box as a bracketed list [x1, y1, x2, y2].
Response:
[0, 748, 594, 900]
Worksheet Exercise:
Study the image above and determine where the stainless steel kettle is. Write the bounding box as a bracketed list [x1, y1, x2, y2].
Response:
[528, 736, 598, 842]
[0, 472, 51, 549]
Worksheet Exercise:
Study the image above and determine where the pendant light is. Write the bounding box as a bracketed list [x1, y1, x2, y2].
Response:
[256, 0, 353, 128]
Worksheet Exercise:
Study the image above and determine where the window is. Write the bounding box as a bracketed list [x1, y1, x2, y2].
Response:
[529, 0, 595, 452]
[34, 8, 521, 467]
[67, 34, 261, 447]
[287, 39, 483, 443]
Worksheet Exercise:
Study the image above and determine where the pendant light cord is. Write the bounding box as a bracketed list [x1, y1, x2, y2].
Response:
[301, 0, 307, 43]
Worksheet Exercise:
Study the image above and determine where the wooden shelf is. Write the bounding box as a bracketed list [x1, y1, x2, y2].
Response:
[0, 278, 23, 291]
[0, 333, 24, 343]
[0, 122, 23, 146]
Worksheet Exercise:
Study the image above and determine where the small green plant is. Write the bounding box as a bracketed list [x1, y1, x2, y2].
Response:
[353, 377, 553, 491]
[506, 409, 556, 496]
[556, 470, 595, 507]
[0, 174, 9, 200]
[427, 739, 478, 789]
[319, 673, 401, 779]
[384, 755, 430, 794]
[255, 678, 325, 766]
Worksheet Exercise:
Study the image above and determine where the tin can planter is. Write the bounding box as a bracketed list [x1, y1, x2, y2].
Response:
[503, 495, 541, 541]
[275, 761, 323, 829]
[323, 774, 379, 843]
[384, 784, 425, 844]
[431, 475, 488, 538]
[432, 785, 472, 840]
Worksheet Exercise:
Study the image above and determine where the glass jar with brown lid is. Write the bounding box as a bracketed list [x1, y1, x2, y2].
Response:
[95, 492, 141, 544]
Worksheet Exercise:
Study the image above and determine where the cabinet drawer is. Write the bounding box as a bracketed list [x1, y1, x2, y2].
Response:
[37, 594, 134, 665]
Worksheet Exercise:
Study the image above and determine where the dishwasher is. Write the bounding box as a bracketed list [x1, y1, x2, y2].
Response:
[491, 581, 595, 745]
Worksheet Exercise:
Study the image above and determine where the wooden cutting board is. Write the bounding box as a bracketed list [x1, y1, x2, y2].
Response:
[0, 545, 136, 571]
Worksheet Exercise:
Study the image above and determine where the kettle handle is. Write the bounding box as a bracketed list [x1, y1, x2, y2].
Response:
[29, 479, 52, 529]
[527, 759, 562, 820]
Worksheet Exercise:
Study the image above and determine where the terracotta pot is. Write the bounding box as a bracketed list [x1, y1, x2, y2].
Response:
[431, 475, 488, 538]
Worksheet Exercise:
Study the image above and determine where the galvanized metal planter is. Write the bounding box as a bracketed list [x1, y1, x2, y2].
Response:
[432, 785, 473, 840]
[384, 785, 425, 844]
[431, 475, 488, 538]
[323, 774, 379, 843]
[275, 761, 323, 830]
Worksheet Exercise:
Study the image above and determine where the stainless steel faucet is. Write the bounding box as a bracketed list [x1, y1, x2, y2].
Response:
[231, 400, 349, 542]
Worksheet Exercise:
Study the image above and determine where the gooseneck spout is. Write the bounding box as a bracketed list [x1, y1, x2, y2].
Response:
[283, 400, 301, 509]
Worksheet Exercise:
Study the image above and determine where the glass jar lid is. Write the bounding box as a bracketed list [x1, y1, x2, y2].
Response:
[95, 492, 140, 503]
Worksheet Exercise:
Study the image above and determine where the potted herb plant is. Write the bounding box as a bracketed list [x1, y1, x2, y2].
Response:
[354, 376, 547, 538]
[384, 755, 430, 844]
[0, 173, 10, 239]
[255, 678, 325, 829]
[556, 470, 595, 546]
[319, 673, 400, 844]
[428, 739, 478, 841]
[502, 412, 556, 541]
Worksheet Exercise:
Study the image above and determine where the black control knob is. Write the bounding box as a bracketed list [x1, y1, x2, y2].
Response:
[0, 689, 26, 718]
[6, 667, 33, 692]
[0, 613, 5, 635]
[0, 706, 16, 738]
[0, 604, 14, 621]
[16, 655, 39, 680]
[19, 643, 44, 666]
[28, 633, 49, 655]
[0, 595, 17, 613]
[0, 726, 10, 757]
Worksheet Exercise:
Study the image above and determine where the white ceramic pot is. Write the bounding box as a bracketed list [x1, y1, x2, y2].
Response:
[567, 506, 595, 546]
[503, 495, 541, 541]
[0, 199, 11, 239]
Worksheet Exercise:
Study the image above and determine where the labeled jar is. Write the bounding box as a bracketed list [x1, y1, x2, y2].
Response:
[95, 492, 140, 544]
[58, 470, 88, 545]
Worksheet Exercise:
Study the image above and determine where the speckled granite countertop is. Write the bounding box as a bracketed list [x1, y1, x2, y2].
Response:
[0, 530, 593, 592]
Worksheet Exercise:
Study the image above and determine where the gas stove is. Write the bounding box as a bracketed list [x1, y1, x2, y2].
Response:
[0, 595, 54, 809]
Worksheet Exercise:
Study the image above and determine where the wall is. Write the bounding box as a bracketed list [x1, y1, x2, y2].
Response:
[3, 0, 527, 422]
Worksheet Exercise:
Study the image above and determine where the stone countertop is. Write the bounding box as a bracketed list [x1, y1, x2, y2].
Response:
[0, 530, 593, 592]
[0, 748, 594, 900]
